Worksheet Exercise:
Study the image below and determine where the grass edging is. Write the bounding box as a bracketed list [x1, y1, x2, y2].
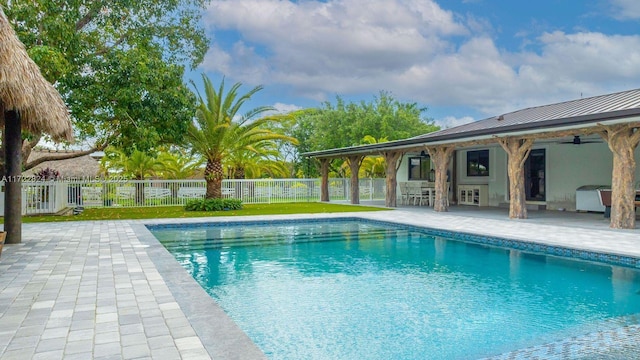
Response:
[17, 202, 390, 223]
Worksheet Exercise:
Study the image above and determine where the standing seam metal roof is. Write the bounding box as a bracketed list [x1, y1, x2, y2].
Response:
[413, 88, 640, 141]
[303, 88, 640, 157]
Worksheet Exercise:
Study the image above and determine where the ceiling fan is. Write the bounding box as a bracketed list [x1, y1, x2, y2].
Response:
[558, 135, 602, 145]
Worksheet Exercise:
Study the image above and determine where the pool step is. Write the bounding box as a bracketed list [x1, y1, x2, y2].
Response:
[160, 228, 417, 251]
[161, 228, 397, 250]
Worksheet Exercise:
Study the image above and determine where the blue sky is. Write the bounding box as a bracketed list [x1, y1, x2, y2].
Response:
[188, 0, 640, 129]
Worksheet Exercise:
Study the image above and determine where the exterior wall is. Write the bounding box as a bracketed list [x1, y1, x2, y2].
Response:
[399, 142, 640, 210]
[545, 142, 612, 211]
[397, 151, 455, 202]
[455, 145, 505, 206]
[396, 155, 412, 183]
[449, 141, 640, 211]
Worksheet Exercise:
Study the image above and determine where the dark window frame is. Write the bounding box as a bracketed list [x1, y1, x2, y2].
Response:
[408, 156, 432, 181]
[467, 150, 490, 177]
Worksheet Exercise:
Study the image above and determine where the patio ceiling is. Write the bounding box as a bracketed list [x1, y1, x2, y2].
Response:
[304, 88, 640, 158]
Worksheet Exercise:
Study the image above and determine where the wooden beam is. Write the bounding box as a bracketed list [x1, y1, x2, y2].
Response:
[4, 110, 22, 244]
[346, 155, 364, 204]
[425, 145, 455, 212]
[596, 124, 640, 229]
[320, 158, 330, 202]
[382, 150, 404, 207]
[497, 137, 534, 219]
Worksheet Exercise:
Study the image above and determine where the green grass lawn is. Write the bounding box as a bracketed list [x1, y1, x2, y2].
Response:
[19, 202, 389, 223]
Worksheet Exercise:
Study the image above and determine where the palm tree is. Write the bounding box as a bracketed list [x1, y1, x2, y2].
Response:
[100, 147, 162, 180]
[186, 74, 297, 198]
[359, 135, 388, 178]
[156, 149, 204, 179]
[339, 135, 388, 178]
[100, 147, 164, 204]
[226, 141, 290, 179]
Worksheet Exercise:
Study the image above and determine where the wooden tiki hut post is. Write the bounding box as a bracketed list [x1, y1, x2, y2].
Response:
[425, 145, 455, 212]
[382, 150, 404, 207]
[0, 7, 73, 244]
[4, 110, 21, 243]
[497, 137, 534, 219]
[596, 123, 640, 229]
[320, 158, 330, 202]
[346, 155, 364, 204]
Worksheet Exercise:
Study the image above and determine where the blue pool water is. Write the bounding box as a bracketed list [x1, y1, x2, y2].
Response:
[149, 219, 640, 360]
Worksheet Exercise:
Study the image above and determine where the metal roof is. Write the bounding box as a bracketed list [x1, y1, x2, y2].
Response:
[304, 88, 640, 158]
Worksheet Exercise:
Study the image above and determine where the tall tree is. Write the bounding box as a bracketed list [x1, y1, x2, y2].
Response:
[291, 92, 438, 177]
[186, 75, 297, 198]
[2, 0, 208, 169]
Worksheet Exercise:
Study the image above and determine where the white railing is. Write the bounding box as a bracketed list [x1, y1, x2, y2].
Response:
[0, 178, 386, 215]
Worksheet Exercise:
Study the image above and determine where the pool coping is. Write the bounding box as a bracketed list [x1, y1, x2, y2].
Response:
[137, 211, 640, 359]
[132, 223, 267, 360]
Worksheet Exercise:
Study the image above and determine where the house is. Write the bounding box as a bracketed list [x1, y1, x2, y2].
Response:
[304, 88, 640, 229]
[22, 149, 102, 179]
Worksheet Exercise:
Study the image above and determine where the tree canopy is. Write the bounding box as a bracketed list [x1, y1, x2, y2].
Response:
[289, 92, 439, 176]
[3, 0, 209, 153]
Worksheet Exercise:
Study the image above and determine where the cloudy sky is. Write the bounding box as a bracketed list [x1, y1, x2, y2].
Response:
[189, 0, 640, 129]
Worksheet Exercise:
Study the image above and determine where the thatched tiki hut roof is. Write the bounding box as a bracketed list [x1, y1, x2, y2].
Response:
[0, 6, 74, 244]
[0, 8, 73, 141]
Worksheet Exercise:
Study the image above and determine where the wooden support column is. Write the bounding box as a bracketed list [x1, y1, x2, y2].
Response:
[347, 155, 364, 204]
[320, 158, 330, 202]
[597, 124, 640, 229]
[382, 150, 404, 207]
[4, 110, 22, 244]
[425, 145, 455, 212]
[497, 137, 534, 219]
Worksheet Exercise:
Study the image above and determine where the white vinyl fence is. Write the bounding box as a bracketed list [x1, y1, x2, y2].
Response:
[0, 178, 386, 215]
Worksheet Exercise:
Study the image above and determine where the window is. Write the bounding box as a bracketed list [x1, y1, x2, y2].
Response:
[408, 156, 432, 180]
[467, 150, 489, 177]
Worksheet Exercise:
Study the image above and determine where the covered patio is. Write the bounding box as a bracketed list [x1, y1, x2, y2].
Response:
[355, 199, 624, 231]
[305, 89, 640, 229]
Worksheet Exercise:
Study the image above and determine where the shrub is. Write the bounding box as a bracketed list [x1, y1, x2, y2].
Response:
[185, 198, 243, 212]
[35, 167, 61, 181]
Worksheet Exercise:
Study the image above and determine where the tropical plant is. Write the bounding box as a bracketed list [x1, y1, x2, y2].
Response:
[337, 136, 388, 178]
[360, 157, 386, 178]
[226, 142, 290, 179]
[156, 149, 204, 179]
[360, 136, 388, 178]
[186, 74, 298, 198]
[185, 198, 243, 212]
[35, 167, 61, 181]
[100, 147, 162, 180]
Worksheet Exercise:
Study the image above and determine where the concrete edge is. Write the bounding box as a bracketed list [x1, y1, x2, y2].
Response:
[132, 223, 267, 360]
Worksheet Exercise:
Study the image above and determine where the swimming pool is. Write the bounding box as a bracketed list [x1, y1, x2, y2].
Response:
[148, 218, 640, 359]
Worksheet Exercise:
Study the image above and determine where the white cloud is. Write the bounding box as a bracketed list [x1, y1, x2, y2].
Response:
[201, 0, 640, 118]
[609, 0, 640, 19]
[513, 31, 640, 104]
[273, 103, 302, 113]
[204, 0, 466, 83]
[201, 42, 270, 84]
[436, 116, 475, 129]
